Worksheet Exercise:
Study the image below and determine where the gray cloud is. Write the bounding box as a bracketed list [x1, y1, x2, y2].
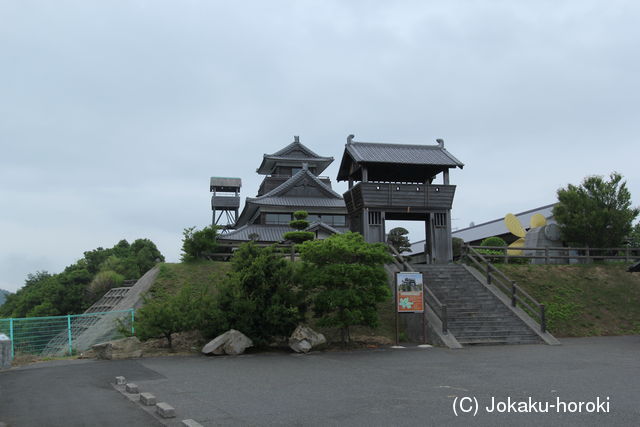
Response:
[1, 1, 639, 291]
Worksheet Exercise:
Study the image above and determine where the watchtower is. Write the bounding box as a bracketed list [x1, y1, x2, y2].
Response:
[337, 135, 464, 263]
[210, 177, 241, 232]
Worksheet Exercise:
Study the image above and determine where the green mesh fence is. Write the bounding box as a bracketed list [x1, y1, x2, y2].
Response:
[0, 309, 134, 359]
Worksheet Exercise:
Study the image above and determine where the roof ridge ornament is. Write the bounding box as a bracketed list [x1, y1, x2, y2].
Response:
[294, 135, 300, 143]
[436, 138, 444, 148]
[347, 134, 355, 144]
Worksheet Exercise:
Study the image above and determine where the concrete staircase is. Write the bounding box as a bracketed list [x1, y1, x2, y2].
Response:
[414, 264, 543, 345]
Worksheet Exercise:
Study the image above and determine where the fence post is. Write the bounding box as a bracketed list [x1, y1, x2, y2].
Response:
[67, 314, 73, 356]
[626, 247, 630, 263]
[131, 309, 135, 335]
[540, 304, 546, 333]
[545, 247, 550, 264]
[486, 264, 492, 284]
[9, 318, 14, 359]
[511, 282, 517, 307]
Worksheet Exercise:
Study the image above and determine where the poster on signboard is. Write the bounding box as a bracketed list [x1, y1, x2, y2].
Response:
[396, 272, 424, 313]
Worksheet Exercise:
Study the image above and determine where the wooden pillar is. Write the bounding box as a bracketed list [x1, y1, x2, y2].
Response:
[362, 166, 368, 182]
[443, 169, 450, 185]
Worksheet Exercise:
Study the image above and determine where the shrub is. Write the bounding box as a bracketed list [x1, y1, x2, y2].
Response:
[216, 243, 305, 346]
[284, 210, 315, 244]
[387, 227, 411, 253]
[481, 236, 507, 248]
[479, 236, 507, 263]
[452, 237, 464, 260]
[136, 282, 221, 348]
[86, 270, 124, 304]
[181, 225, 219, 262]
[298, 232, 392, 343]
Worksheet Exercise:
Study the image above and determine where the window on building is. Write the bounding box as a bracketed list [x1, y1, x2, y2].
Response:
[265, 213, 292, 225]
[368, 211, 382, 226]
[434, 213, 447, 228]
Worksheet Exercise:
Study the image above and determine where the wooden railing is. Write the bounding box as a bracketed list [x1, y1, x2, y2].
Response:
[468, 245, 640, 264]
[463, 244, 547, 333]
[387, 244, 448, 334]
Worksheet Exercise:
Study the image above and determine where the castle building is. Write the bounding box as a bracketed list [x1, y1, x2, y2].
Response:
[218, 136, 349, 244]
[217, 134, 464, 264]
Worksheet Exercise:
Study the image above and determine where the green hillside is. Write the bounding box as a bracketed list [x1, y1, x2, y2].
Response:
[499, 263, 640, 337]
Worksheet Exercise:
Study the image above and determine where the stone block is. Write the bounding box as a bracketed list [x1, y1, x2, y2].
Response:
[156, 402, 176, 418]
[202, 329, 253, 356]
[115, 376, 126, 385]
[182, 420, 204, 427]
[140, 392, 156, 406]
[92, 337, 143, 360]
[125, 383, 139, 394]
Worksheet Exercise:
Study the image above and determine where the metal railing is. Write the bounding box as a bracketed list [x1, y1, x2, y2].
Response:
[387, 244, 448, 334]
[0, 309, 135, 359]
[463, 244, 547, 333]
[468, 245, 640, 264]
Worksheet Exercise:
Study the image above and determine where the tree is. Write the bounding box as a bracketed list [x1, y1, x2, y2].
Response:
[553, 172, 639, 248]
[181, 225, 219, 261]
[1, 238, 165, 318]
[136, 282, 220, 348]
[387, 227, 411, 253]
[283, 210, 315, 244]
[216, 242, 304, 345]
[298, 232, 392, 343]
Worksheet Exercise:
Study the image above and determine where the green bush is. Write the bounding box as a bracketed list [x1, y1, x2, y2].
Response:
[283, 231, 315, 243]
[216, 243, 305, 346]
[136, 282, 221, 348]
[298, 232, 392, 343]
[479, 236, 507, 263]
[284, 210, 314, 244]
[452, 237, 464, 260]
[86, 270, 124, 304]
[481, 236, 507, 247]
[181, 225, 219, 262]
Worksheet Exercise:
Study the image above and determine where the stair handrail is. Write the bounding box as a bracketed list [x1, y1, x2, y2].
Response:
[463, 244, 547, 333]
[386, 244, 448, 334]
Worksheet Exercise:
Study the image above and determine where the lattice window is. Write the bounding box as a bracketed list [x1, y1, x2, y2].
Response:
[368, 211, 382, 226]
[434, 213, 447, 228]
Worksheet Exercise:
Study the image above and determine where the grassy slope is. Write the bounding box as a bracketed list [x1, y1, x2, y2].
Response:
[151, 261, 232, 295]
[499, 263, 640, 337]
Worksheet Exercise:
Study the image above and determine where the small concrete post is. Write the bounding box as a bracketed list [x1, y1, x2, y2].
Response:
[0, 333, 11, 370]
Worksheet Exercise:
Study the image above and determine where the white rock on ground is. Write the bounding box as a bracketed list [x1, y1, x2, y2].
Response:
[92, 336, 143, 360]
[201, 330, 253, 356]
[289, 325, 326, 353]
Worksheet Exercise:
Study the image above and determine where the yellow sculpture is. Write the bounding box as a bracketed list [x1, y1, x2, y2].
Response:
[504, 213, 547, 255]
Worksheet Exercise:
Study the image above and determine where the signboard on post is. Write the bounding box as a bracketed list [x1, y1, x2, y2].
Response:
[396, 272, 424, 313]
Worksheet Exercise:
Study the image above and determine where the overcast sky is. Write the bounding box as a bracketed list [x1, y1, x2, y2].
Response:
[1, 1, 639, 293]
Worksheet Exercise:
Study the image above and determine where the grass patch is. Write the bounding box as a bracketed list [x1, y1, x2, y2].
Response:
[499, 263, 640, 337]
[151, 261, 232, 295]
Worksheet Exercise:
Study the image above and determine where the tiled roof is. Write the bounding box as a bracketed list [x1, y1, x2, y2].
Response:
[270, 140, 327, 159]
[218, 225, 293, 242]
[345, 141, 464, 167]
[248, 197, 347, 208]
[260, 168, 342, 199]
[257, 139, 334, 175]
[218, 223, 348, 242]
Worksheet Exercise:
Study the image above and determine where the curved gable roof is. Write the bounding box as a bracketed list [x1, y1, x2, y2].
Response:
[337, 136, 464, 182]
[256, 138, 334, 175]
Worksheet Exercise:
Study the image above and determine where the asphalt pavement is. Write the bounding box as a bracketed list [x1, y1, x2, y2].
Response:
[1, 336, 639, 426]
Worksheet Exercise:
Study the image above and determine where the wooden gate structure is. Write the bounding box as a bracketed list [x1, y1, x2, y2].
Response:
[337, 135, 464, 264]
